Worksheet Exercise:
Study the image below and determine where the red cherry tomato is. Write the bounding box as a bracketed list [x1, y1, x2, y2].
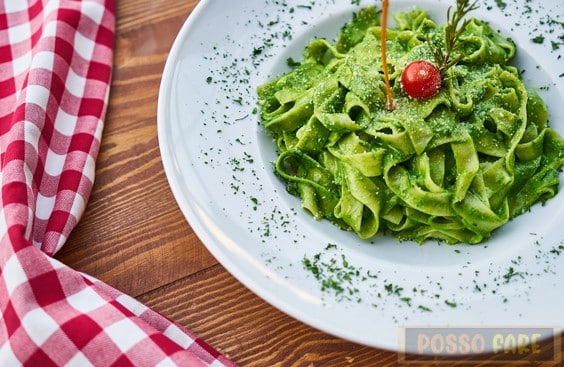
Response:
[400, 60, 442, 100]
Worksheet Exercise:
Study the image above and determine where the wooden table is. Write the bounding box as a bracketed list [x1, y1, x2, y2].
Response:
[54, 1, 562, 366]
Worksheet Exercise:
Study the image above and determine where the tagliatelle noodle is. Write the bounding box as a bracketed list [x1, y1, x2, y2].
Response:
[257, 7, 564, 244]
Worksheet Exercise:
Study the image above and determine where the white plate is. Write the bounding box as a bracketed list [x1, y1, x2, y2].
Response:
[158, 0, 564, 353]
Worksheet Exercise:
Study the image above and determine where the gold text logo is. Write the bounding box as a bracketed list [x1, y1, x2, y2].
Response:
[399, 327, 561, 364]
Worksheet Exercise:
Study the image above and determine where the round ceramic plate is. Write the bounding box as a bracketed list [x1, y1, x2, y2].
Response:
[158, 0, 564, 353]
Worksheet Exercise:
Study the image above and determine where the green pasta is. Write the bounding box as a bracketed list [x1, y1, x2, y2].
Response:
[257, 6, 564, 244]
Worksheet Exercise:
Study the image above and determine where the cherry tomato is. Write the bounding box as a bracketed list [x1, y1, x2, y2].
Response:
[400, 60, 442, 100]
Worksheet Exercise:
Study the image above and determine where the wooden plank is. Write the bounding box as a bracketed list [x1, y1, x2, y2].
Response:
[55, 0, 218, 297]
[137, 264, 400, 367]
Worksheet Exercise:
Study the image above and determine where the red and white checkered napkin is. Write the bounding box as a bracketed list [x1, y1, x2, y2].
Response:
[0, 1, 236, 365]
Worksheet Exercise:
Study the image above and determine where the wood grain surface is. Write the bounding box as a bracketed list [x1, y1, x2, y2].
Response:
[55, 1, 563, 366]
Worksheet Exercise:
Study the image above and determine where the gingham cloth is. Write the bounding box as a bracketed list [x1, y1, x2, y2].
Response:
[0, 1, 236, 365]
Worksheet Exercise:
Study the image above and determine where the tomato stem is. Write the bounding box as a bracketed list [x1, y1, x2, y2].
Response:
[381, 0, 394, 111]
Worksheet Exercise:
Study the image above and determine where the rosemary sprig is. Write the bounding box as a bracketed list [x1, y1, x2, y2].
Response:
[428, 0, 479, 75]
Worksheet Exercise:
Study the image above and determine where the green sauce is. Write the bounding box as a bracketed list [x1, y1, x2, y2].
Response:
[257, 6, 564, 244]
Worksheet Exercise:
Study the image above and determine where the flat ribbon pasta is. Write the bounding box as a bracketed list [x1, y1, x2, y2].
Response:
[257, 6, 564, 244]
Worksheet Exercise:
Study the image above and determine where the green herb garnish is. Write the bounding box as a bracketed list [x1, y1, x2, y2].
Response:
[502, 267, 525, 283]
[428, 0, 479, 75]
[444, 300, 457, 308]
[531, 35, 545, 44]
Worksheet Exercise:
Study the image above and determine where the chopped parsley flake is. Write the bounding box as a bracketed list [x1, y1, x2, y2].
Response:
[494, 0, 507, 9]
[302, 250, 360, 301]
[444, 300, 457, 308]
[502, 267, 525, 283]
[531, 35, 545, 44]
[418, 305, 432, 312]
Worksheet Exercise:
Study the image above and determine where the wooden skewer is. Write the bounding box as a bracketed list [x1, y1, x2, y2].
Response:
[381, 0, 394, 111]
